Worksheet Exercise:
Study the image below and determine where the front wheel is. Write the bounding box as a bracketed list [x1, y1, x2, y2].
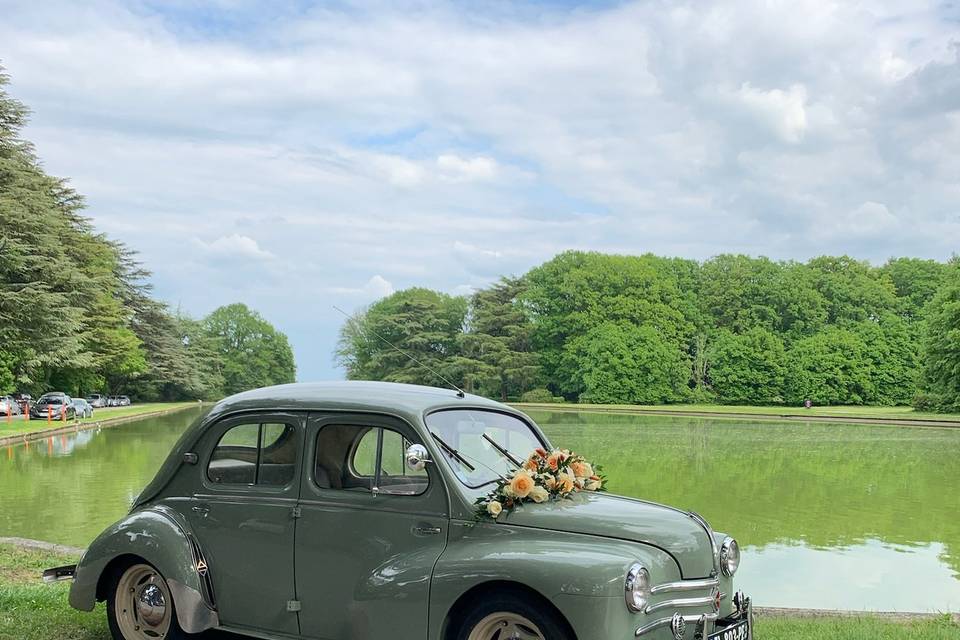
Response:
[456, 594, 573, 640]
[107, 562, 187, 640]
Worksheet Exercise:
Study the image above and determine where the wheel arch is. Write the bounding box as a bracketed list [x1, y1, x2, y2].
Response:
[441, 580, 578, 640]
[68, 505, 219, 634]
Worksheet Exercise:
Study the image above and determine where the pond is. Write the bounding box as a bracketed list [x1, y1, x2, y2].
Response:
[1, 405, 958, 612]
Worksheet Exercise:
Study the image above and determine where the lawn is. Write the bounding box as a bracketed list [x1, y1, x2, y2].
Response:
[513, 401, 960, 424]
[0, 402, 199, 439]
[1, 544, 956, 640]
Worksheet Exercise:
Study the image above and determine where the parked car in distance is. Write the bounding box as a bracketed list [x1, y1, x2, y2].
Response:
[118, 395, 131, 406]
[72, 398, 94, 419]
[86, 394, 107, 408]
[57, 382, 752, 640]
[12, 392, 32, 412]
[0, 395, 22, 416]
[107, 396, 120, 407]
[30, 392, 76, 420]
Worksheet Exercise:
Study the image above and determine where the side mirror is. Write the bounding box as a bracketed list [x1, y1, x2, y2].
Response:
[405, 444, 431, 471]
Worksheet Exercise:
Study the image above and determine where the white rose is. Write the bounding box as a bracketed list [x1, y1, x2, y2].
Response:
[487, 500, 503, 517]
[586, 479, 602, 491]
[529, 485, 549, 503]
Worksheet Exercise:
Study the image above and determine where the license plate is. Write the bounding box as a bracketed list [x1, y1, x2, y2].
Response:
[708, 619, 750, 640]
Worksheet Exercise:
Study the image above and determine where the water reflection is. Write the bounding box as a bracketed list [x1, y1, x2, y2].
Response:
[0, 407, 207, 548]
[529, 409, 960, 612]
[1, 406, 958, 611]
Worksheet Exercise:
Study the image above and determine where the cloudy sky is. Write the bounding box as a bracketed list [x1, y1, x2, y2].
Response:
[2, 0, 959, 381]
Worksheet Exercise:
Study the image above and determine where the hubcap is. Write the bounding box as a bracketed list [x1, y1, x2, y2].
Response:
[114, 564, 172, 639]
[467, 612, 545, 640]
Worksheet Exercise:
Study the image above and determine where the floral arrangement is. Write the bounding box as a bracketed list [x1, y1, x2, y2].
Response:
[476, 447, 606, 519]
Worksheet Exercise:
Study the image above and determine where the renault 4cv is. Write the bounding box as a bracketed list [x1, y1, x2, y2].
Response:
[50, 382, 753, 640]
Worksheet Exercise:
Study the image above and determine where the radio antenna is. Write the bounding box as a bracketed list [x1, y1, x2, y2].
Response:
[333, 305, 466, 398]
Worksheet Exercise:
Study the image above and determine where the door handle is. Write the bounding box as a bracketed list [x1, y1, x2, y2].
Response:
[192, 505, 210, 517]
[414, 524, 442, 535]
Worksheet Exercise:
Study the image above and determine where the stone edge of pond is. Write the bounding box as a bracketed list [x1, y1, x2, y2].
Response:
[1, 537, 956, 623]
[0, 403, 200, 448]
[511, 403, 960, 429]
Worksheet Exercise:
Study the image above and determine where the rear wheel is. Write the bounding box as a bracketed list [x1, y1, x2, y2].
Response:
[107, 562, 187, 640]
[455, 594, 573, 640]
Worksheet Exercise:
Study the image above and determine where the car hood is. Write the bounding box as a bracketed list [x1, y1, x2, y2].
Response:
[499, 492, 716, 578]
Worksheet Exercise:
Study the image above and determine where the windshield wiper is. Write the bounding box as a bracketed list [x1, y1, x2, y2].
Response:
[482, 433, 524, 468]
[430, 432, 476, 472]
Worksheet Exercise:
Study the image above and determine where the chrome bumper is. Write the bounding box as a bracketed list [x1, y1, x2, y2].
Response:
[635, 588, 752, 638]
[42, 564, 76, 583]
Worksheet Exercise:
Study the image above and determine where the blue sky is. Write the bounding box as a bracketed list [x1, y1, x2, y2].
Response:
[2, 0, 959, 381]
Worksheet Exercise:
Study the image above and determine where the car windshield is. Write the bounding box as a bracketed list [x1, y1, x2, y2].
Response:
[425, 409, 545, 488]
[38, 395, 64, 404]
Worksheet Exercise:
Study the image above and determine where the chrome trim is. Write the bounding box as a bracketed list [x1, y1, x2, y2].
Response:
[635, 612, 719, 636]
[687, 511, 719, 575]
[645, 592, 718, 614]
[650, 577, 719, 595]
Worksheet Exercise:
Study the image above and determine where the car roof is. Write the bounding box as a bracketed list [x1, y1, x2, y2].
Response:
[209, 381, 506, 417]
[133, 381, 519, 509]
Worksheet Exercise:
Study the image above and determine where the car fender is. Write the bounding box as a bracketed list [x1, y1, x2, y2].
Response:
[429, 521, 681, 640]
[69, 504, 218, 634]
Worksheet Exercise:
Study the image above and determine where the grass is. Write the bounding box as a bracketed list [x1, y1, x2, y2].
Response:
[514, 401, 960, 423]
[0, 402, 199, 438]
[758, 615, 960, 639]
[1, 544, 957, 640]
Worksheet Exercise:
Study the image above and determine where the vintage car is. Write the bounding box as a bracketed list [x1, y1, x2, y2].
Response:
[51, 382, 752, 640]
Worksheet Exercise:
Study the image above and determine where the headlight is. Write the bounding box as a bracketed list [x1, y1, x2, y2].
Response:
[624, 563, 650, 612]
[720, 537, 740, 576]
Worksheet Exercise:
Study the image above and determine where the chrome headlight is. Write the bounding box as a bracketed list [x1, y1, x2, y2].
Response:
[720, 537, 740, 576]
[624, 563, 650, 612]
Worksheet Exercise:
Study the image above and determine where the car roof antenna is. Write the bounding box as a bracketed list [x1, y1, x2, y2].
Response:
[333, 305, 466, 398]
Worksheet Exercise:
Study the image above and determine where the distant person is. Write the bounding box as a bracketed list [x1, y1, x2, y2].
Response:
[804, 399, 813, 409]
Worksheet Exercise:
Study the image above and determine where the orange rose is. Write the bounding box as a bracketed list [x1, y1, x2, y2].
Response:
[509, 471, 535, 499]
[535, 447, 548, 458]
[525, 456, 539, 471]
[546, 452, 562, 470]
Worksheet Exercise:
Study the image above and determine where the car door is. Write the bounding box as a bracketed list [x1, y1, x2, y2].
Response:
[296, 413, 449, 640]
[185, 412, 305, 636]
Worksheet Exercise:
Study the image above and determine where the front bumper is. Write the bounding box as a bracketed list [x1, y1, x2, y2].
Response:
[636, 590, 753, 638]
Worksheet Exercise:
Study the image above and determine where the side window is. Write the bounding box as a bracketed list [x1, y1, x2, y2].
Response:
[208, 421, 297, 487]
[314, 424, 428, 496]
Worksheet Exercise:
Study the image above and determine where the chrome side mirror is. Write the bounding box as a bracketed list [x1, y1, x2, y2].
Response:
[405, 444, 430, 471]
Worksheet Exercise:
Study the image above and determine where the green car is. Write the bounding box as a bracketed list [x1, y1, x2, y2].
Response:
[52, 382, 753, 640]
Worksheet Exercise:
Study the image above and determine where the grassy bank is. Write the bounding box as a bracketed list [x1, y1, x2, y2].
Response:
[514, 402, 960, 424]
[0, 402, 199, 439]
[1, 544, 957, 640]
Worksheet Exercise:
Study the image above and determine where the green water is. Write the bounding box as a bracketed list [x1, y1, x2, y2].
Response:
[1, 406, 958, 612]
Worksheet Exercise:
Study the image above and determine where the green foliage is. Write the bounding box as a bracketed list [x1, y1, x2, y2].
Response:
[337, 288, 467, 388]
[203, 303, 296, 396]
[0, 67, 294, 401]
[520, 388, 558, 403]
[334, 249, 955, 407]
[566, 322, 688, 404]
[919, 268, 960, 412]
[708, 328, 786, 405]
[457, 277, 540, 400]
[785, 328, 874, 405]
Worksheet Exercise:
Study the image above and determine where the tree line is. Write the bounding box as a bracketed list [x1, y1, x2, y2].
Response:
[0, 68, 295, 400]
[338, 251, 960, 411]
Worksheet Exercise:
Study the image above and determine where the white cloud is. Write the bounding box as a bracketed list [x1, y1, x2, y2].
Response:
[734, 83, 809, 143]
[191, 234, 275, 260]
[436, 154, 499, 182]
[328, 275, 395, 300]
[1, 0, 959, 380]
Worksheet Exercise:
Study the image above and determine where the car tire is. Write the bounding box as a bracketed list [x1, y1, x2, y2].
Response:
[106, 561, 189, 640]
[454, 592, 573, 640]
